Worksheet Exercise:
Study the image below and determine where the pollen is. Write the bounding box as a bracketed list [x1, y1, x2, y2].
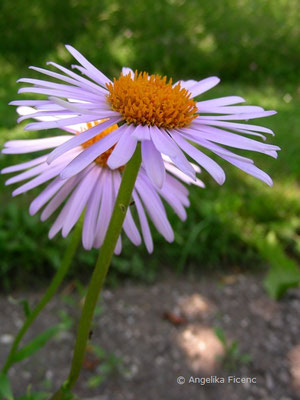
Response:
[106, 71, 198, 129]
[77, 120, 121, 168]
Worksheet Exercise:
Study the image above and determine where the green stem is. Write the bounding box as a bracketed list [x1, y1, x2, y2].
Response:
[51, 145, 141, 399]
[1, 216, 83, 375]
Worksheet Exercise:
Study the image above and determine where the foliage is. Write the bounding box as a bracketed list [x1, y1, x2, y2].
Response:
[0, 0, 299, 83]
[0, 373, 14, 400]
[214, 327, 252, 370]
[86, 344, 124, 389]
[0, 0, 299, 297]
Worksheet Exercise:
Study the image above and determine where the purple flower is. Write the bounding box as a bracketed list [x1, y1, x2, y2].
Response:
[2, 121, 204, 253]
[11, 45, 279, 188]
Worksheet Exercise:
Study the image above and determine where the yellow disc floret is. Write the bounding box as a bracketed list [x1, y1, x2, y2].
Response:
[106, 71, 198, 129]
[77, 120, 121, 168]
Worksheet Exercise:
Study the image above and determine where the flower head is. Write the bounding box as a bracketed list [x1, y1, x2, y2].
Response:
[11, 45, 279, 189]
[2, 120, 204, 253]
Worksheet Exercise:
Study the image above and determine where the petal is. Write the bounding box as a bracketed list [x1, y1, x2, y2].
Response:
[197, 105, 264, 114]
[222, 155, 273, 186]
[114, 236, 122, 255]
[121, 67, 134, 78]
[18, 86, 105, 105]
[135, 174, 174, 242]
[164, 172, 190, 205]
[48, 199, 73, 239]
[29, 177, 67, 216]
[164, 162, 205, 188]
[42, 176, 80, 222]
[183, 125, 280, 155]
[5, 163, 50, 185]
[41, 174, 85, 221]
[2, 136, 72, 154]
[188, 77, 220, 98]
[193, 118, 275, 135]
[170, 130, 225, 185]
[18, 78, 104, 100]
[150, 126, 196, 180]
[12, 163, 71, 196]
[150, 125, 181, 158]
[61, 166, 100, 237]
[82, 169, 104, 250]
[1, 155, 47, 174]
[66, 45, 111, 86]
[196, 96, 245, 108]
[132, 190, 153, 253]
[47, 117, 121, 164]
[59, 128, 124, 179]
[141, 140, 166, 188]
[112, 170, 141, 246]
[24, 115, 102, 131]
[169, 151, 197, 181]
[197, 110, 276, 121]
[107, 126, 138, 169]
[94, 169, 114, 248]
[165, 166, 205, 188]
[131, 125, 151, 140]
[175, 79, 198, 90]
[158, 182, 187, 221]
[31, 63, 107, 94]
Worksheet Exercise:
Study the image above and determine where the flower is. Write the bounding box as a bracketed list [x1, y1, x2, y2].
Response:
[11, 45, 280, 188]
[1, 121, 204, 253]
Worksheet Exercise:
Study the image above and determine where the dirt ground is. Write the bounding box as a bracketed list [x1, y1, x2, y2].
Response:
[0, 271, 299, 400]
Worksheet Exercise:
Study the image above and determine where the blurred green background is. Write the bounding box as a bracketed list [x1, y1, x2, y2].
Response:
[0, 0, 300, 294]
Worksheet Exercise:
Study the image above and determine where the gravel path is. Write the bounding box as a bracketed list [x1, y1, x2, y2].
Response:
[0, 271, 299, 400]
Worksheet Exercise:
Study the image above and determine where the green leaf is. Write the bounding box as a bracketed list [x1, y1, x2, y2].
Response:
[87, 375, 105, 389]
[90, 344, 106, 359]
[229, 340, 239, 356]
[260, 242, 300, 299]
[8, 297, 31, 318]
[214, 327, 227, 346]
[12, 325, 60, 364]
[239, 353, 252, 364]
[16, 391, 48, 400]
[0, 373, 14, 400]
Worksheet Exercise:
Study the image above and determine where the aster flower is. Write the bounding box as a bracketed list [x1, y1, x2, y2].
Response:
[1, 120, 204, 253]
[10, 45, 279, 189]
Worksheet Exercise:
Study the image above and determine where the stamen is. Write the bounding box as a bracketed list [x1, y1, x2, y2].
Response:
[106, 71, 198, 129]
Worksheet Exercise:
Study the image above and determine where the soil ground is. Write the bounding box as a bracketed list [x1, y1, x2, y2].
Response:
[0, 271, 299, 400]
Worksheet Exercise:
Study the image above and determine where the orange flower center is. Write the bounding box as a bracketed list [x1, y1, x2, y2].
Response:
[106, 71, 198, 129]
[77, 120, 122, 168]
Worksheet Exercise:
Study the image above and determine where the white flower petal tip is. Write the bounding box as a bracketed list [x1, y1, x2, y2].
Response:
[166, 232, 175, 243]
[187, 76, 221, 98]
[48, 229, 58, 240]
[29, 205, 38, 216]
[24, 124, 37, 131]
[121, 67, 134, 78]
[65, 44, 78, 54]
[11, 188, 21, 197]
[265, 150, 279, 159]
[209, 76, 221, 86]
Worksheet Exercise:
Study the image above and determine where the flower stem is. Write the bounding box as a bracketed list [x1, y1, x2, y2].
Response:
[51, 145, 142, 399]
[1, 216, 83, 375]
